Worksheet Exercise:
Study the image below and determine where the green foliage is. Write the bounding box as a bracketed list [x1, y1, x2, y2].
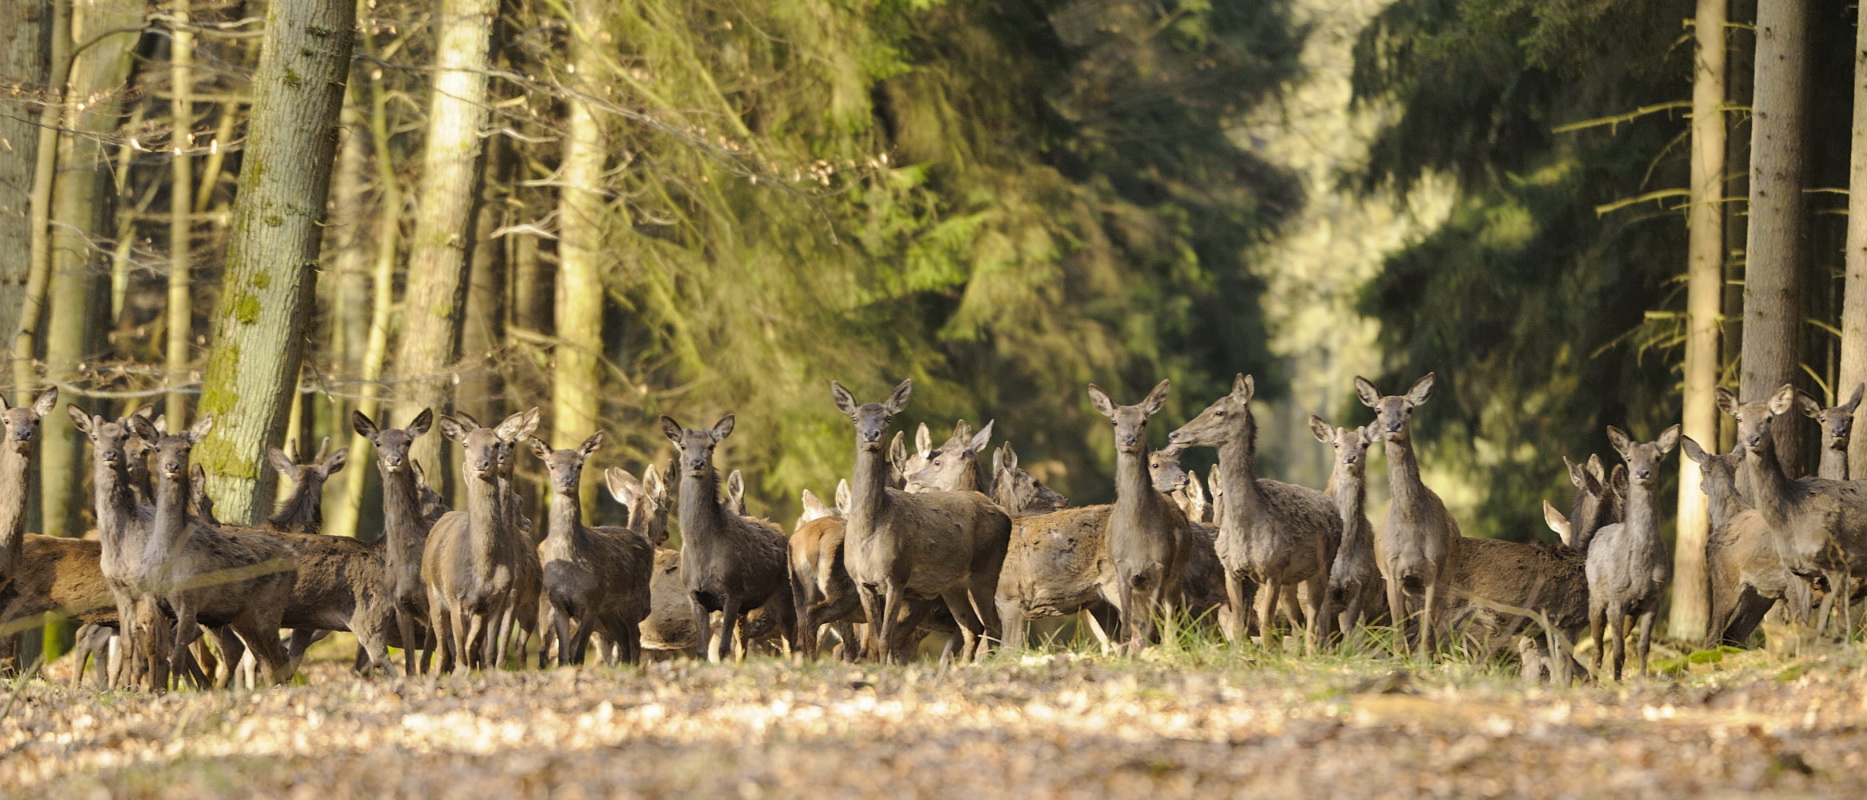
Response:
[522, 0, 1307, 511]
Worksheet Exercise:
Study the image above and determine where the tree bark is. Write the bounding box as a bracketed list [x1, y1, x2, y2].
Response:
[1842, 0, 1867, 480]
[0, 1, 52, 352]
[391, 0, 498, 488]
[1671, 0, 1728, 646]
[196, 0, 357, 525]
[166, 0, 196, 424]
[1740, 0, 1811, 473]
[554, 0, 614, 516]
[459, 137, 507, 424]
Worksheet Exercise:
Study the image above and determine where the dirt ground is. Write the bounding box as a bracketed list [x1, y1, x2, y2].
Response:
[3, 642, 1865, 799]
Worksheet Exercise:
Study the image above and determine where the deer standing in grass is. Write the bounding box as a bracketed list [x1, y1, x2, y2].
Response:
[1311, 417, 1383, 637]
[1088, 382, 1191, 650]
[530, 432, 654, 665]
[352, 409, 436, 675]
[1354, 373, 1457, 658]
[1681, 436, 1805, 646]
[832, 380, 1010, 663]
[661, 415, 793, 661]
[1585, 425, 1677, 680]
[1168, 375, 1337, 650]
[1719, 385, 1867, 637]
[425, 410, 540, 673]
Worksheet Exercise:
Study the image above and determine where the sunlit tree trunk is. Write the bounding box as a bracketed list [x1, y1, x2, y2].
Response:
[166, 0, 196, 424]
[1671, 0, 1728, 645]
[1842, 0, 1867, 480]
[197, 0, 357, 524]
[554, 0, 614, 515]
[1739, 0, 1810, 473]
[0, 1, 52, 348]
[392, 0, 498, 489]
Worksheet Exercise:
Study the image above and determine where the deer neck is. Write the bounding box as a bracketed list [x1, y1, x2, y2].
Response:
[380, 463, 427, 568]
[1623, 476, 1660, 547]
[848, 441, 891, 537]
[1113, 445, 1166, 527]
[144, 467, 196, 589]
[463, 471, 503, 572]
[1821, 444, 1849, 481]
[0, 446, 30, 584]
[1384, 435, 1430, 515]
[93, 456, 142, 573]
[268, 477, 322, 533]
[678, 468, 729, 544]
[1703, 481, 1745, 531]
[1743, 434, 1797, 530]
[547, 485, 586, 544]
[1215, 423, 1267, 536]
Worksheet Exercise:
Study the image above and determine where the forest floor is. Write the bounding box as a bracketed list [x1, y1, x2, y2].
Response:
[2, 634, 1865, 799]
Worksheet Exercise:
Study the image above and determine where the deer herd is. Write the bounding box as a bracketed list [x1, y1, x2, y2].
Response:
[0, 372, 1859, 691]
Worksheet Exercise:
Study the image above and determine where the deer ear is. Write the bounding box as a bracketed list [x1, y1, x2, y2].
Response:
[1797, 393, 1823, 419]
[527, 437, 553, 461]
[1086, 384, 1117, 420]
[1680, 436, 1707, 464]
[1141, 380, 1171, 416]
[1605, 425, 1633, 457]
[995, 444, 1017, 475]
[1714, 387, 1739, 416]
[1405, 373, 1436, 406]
[1846, 384, 1866, 413]
[658, 416, 684, 445]
[888, 431, 907, 470]
[968, 420, 995, 455]
[407, 408, 434, 439]
[322, 448, 349, 478]
[1768, 384, 1799, 416]
[67, 404, 93, 434]
[126, 414, 157, 443]
[266, 447, 297, 478]
[132, 404, 156, 421]
[1543, 499, 1574, 547]
[351, 410, 379, 440]
[1655, 424, 1681, 455]
[30, 387, 57, 418]
[1308, 415, 1333, 444]
[711, 414, 736, 442]
[1610, 464, 1628, 494]
[1585, 453, 1607, 484]
[1353, 376, 1381, 408]
[835, 479, 851, 512]
[830, 381, 858, 417]
[183, 415, 212, 444]
[1231, 374, 1254, 405]
[884, 379, 912, 414]
[438, 415, 469, 443]
[800, 490, 825, 518]
[1562, 455, 1585, 489]
[580, 430, 606, 457]
[1186, 472, 1206, 505]
[726, 470, 745, 506]
[605, 466, 641, 505]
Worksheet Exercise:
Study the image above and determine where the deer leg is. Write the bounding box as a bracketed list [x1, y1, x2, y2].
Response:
[395, 608, 420, 678]
[1222, 572, 1248, 646]
[940, 586, 984, 663]
[230, 615, 292, 686]
[1384, 575, 1407, 654]
[1635, 604, 1657, 678]
[716, 597, 743, 664]
[459, 612, 485, 675]
[1419, 581, 1442, 660]
[429, 595, 455, 676]
[1304, 571, 1333, 654]
[1588, 602, 1606, 678]
[1610, 607, 1629, 682]
[568, 615, 596, 667]
[879, 583, 908, 665]
[691, 595, 715, 662]
[996, 597, 1027, 655]
[552, 601, 576, 667]
[1256, 579, 1281, 651]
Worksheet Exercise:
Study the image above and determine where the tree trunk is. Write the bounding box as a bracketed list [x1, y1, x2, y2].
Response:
[555, 0, 614, 516]
[391, 0, 498, 490]
[459, 137, 507, 424]
[166, 0, 196, 424]
[1671, 0, 1728, 646]
[0, 1, 52, 351]
[1740, 0, 1811, 473]
[1843, 0, 1867, 480]
[196, 0, 357, 525]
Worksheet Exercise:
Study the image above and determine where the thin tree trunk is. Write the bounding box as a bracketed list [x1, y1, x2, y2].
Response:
[1843, 0, 1867, 480]
[166, 0, 196, 423]
[391, 0, 498, 488]
[1671, 0, 1728, 646]
[0, 1, 52, 352]
[459, 137, 506, 424]
[554, 0, 613, 518]
[329, 104, 370, 389]
[1740, 0, 1811, 474]
[196, 0, 357, 525]
[13, 0, 70, 401]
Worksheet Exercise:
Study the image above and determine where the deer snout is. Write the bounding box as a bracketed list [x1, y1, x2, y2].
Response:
[161, 459, 185, 477]
[383, 454, 406, 471]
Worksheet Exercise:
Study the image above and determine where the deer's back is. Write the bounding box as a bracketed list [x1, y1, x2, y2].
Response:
[159, 523, 299, 625]
[640, 547, 695, 650]
[683, 514, 788, 609]
[1218, 480, 1340, 584]
[996, 505, 1111, 617]
[1709, 510, 1793, 599]
[856, 488, 1009, 595]
[4, 535, 113, 625]
[589, 525, 654, 619]
[1447, 536, 1588, 639]
[269, 531, 387, 631]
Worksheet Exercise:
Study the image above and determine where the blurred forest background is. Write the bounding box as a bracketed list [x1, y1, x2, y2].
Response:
[2, 0, 1863, 646]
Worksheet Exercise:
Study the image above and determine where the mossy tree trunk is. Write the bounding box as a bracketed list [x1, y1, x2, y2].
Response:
[0, 1, 52, 349]
[391, 0, 498, 491]
[1671, 0, 1728, 645]
[197, 0, 357, 525]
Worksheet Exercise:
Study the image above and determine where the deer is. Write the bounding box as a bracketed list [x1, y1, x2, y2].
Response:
[1168, 374, 1338, 650]
[1799, 384, 1863, 481]
[529, 432, 654, 665]
[830, 380, 1011, 663]
[1719, 384, 1867, 637]
[1085, 381, 1191, 650]
[352, 409, 437, 675]
[1680, 436, 1807, 646]
[126, 415, 299, 689]
[0, 388, 57, 602]
[265, 437, 347, 534]
[1353, 373, 1458, 658]
[992, 445, 1068, 518]
[1443, 507, 1590, 681]
[1582, 424, 1677, 681]
[660, 414, 794, 661]
[909, 421, 995, 494]
[789, 482, 864, 660]
[1561, 455, 1620, 551]
[1311, 417, 1384, 638]
[1145, 443, 1227, 628]
[424, 410, 541, 674]
[605, 465, 691, 654]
